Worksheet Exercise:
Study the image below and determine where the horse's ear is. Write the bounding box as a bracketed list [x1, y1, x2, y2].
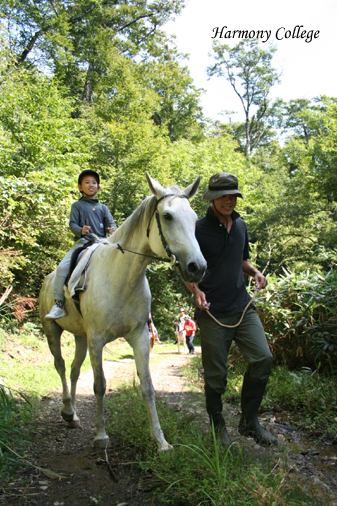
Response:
[183, 176, 201, 200]
[145, 172, 166, 198]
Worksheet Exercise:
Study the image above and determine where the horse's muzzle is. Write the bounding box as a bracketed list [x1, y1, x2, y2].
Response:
[182, 260, 207, 284]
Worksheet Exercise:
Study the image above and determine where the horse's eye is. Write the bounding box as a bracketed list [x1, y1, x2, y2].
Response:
[163, 212, 173, 221]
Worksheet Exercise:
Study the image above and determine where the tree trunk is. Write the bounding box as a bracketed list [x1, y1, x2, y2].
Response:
[245, 113, 251, 156]
[82, 62, 95, 103]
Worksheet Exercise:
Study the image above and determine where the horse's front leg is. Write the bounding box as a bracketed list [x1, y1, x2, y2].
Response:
[132, 329, 172, 451]
[88, 336, 109, 448]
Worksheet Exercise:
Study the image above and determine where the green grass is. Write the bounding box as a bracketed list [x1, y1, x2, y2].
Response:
[0, 382, 32, 478]
[105, 383, 331, 506]
[0, 323, 92, 397]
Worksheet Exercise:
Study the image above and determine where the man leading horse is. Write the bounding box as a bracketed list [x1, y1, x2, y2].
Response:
[186, 172, 277, 448]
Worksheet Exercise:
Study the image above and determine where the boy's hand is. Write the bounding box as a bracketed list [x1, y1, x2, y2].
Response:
[82, 225, 91, 235]
[107, 226, 116, 234]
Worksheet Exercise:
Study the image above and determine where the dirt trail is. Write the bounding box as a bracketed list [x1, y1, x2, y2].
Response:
[2, 346, 336, 506]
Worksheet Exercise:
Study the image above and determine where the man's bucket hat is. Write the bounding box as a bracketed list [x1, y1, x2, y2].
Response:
[202, 172, 243, 200]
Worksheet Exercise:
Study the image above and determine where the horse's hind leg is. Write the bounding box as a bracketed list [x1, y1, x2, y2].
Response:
[68, 335, 88, 428]
[44, 322, 75, 425]
[132, 331, 172, 451]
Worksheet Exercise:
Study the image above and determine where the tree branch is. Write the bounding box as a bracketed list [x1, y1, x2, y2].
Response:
[116, 12, 156, 33]
[17, 30, 44, 63]
[68, 3, 97, 24]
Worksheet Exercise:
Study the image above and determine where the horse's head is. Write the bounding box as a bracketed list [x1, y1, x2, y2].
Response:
[145, 172, 207, 284]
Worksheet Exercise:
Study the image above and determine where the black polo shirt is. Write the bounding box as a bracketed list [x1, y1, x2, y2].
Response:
[195, 207, 251, 318]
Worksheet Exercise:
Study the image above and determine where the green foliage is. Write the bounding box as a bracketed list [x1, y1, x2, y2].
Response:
[265, 366, 337, 435]
[0, 384, 13, 420]
[0, 68, 88, 178]
[256, 269, 337, 370]
[143, 54, 205, 142]
[0, 382, 31, 477]
[208, 39, 280, 155]
[1, 0, 185, 70]
[248, 141, 337, 273]
[0, 175, 74, 294]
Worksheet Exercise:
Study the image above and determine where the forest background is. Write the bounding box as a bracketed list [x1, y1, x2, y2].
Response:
[1, 0, 337, 372]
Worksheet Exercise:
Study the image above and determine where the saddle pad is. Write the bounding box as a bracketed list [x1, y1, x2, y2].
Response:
[68, 242, 101, 299]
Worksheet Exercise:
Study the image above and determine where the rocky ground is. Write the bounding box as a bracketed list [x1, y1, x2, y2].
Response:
[1, 346, 336, 506]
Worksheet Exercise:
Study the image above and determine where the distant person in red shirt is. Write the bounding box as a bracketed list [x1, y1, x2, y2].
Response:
[183, 317, 196, 355]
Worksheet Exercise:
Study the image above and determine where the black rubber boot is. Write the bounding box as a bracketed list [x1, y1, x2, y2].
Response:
[210, 412, 231, 447]
[239, 374, 278, 447]
[205, 386, 231, 447]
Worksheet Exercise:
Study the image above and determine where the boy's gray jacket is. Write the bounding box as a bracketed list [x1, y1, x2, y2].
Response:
[69, 197, 116, 241]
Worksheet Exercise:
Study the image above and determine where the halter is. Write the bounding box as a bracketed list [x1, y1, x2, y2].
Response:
[117, 193, 189, 268]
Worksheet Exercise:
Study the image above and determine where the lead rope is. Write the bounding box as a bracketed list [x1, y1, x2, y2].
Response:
[203, 288, 260, 329]
[201, 247, 272, 329]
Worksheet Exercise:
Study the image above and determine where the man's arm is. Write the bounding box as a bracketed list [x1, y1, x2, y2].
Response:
[185, 282, 210, 310]
[242, 260, 267, 289]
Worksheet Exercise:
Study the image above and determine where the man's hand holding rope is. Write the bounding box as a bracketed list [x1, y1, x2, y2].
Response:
[189, 283, 210, 310]
[186, 260, 268, 327]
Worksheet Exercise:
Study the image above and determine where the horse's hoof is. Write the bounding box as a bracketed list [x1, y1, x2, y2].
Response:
[159, 443, 174, 452]
[68, 419, 81, 429]
[61, 411, 75, 423]
[94, 436, 110, 448]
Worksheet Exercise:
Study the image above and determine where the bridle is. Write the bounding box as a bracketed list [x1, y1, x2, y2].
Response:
[117, 193, 189, 268]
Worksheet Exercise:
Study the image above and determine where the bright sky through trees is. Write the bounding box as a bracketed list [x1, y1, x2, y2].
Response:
[164, 0, 337, 122]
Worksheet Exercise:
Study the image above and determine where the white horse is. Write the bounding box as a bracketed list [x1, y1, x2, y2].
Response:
[39, 173, 206, 451]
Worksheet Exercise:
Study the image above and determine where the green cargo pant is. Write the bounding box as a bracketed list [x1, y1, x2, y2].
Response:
[197, 309, 273, 397]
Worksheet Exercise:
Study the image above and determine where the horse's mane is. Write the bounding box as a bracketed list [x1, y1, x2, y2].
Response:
[111, 185, 184, 244]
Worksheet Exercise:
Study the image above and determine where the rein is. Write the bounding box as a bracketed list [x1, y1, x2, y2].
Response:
[116, 243, 176, 267]
[117, 193, 188, 268]
[204, 288, 260, 328]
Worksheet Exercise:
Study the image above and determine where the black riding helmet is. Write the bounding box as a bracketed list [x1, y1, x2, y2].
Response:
[78, 170, 100, 185]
